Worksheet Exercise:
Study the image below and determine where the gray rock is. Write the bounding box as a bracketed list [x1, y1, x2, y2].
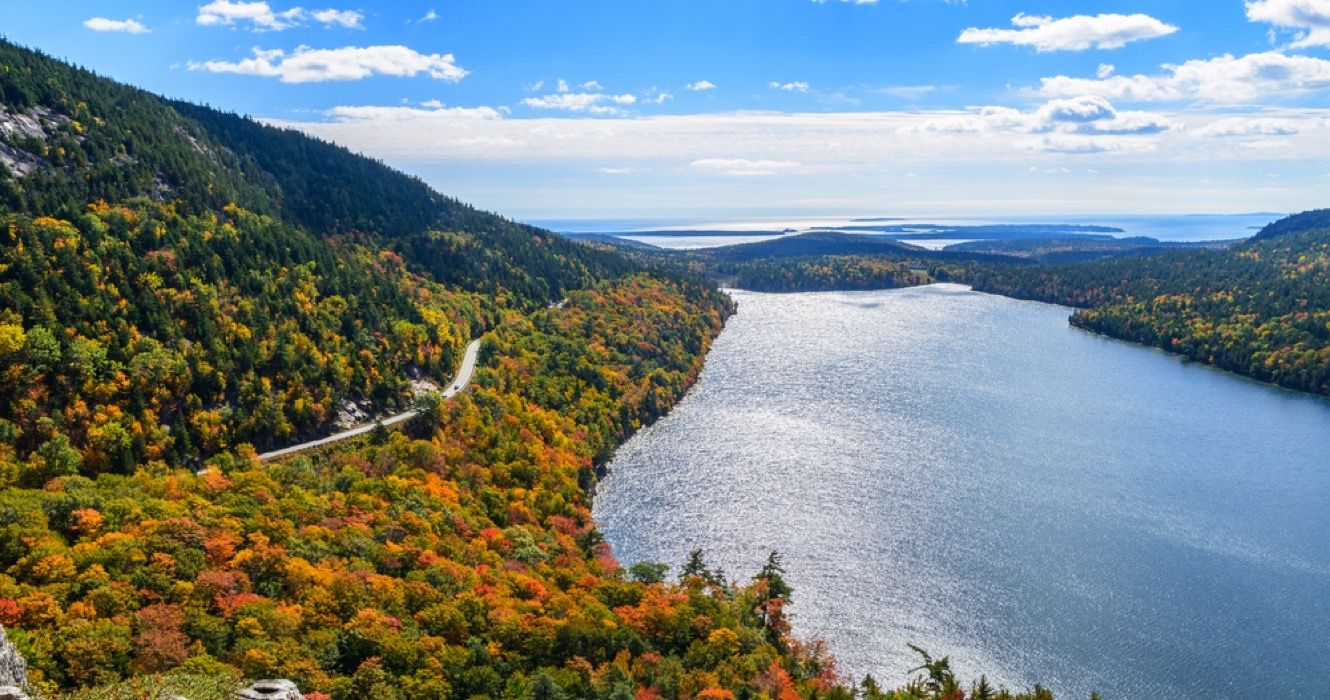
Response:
[237, 679, 305, 700]
[0, 626, 26, 688]
[0, 686, 26, 700]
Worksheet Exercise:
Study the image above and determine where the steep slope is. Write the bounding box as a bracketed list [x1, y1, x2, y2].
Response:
[169, 101, 637, 301]
[0, 37, 631, 472]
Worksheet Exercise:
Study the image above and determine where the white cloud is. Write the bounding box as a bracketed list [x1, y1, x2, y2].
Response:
[1246, 0, 1330, 47]
[420, 99, 444, 108]
[811, 0, 880, 4]
[419, 9, 439, 23]
[581, 80, 603, 91]
[958, 12, 1178, 52]
[522, 91, 638, 115]
[1029, 134, 1142, 154]
[1037, 95, 1118, 124]
[1097, 63, 1116, 79]
[599, 167, 637, 174]
[1040, 51, 1330, 103]
[908, 95, 1176, 142]
[1194, 116, 1303, 137]
[690, 158, 803, 176]
[309, 9, 362, 28]
[878, 85, 943, 98]
[189, 45, 467, 83]
[196, 1, 363, 31]
[769, 81, 810, 92]
[685, 80, 717, 91]
[325, 104, 502, 122]
[84, 17, 150, 34]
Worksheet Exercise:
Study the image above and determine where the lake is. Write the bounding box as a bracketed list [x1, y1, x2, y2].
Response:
[592, 285, 1330, 699]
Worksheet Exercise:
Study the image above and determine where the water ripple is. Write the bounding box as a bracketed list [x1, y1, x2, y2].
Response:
[594, 285, 1330, 698]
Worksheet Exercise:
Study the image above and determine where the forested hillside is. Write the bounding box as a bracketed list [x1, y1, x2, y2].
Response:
[0, 38, 634, 474]
[963, 218, 1330, 396]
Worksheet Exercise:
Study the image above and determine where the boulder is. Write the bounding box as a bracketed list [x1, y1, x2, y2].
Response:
[0, 627, 25, 688]
[0, 686, 26, 700]
[237, 679, 305, 700]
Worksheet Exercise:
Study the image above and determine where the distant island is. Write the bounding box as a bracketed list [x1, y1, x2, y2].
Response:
[818, 223, 1126, 240]
[569, 228, 796, 237]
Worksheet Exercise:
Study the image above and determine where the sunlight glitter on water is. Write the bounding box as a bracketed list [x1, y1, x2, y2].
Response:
[593, 285, 1330, 699]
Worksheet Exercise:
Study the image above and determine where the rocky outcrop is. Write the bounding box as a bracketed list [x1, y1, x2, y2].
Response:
[0, 627, 26, 690]
[0, 687, 27, 700]
[237, 679, 305, 700]
[0, 106, 69, 179]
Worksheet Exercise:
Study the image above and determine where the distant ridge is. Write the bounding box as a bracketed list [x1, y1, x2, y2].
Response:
[1251, 209, 1330, 240]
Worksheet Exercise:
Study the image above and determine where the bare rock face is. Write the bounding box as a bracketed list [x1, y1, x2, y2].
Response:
[237, 679, 305, 700]
[0, 626, 26, 689]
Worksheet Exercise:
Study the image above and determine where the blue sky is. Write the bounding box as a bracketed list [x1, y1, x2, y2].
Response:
[4, 1, 1330, 219]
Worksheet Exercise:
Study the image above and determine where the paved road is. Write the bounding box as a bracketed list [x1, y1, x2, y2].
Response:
[257, 339, 482, 461]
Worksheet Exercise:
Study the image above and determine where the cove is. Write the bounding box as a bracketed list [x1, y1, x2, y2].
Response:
[592, 284, 1330, 699]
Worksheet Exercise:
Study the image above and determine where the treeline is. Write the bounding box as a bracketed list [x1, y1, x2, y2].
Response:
[711, 257, 934, 293]
[962, 218, 1330, 396]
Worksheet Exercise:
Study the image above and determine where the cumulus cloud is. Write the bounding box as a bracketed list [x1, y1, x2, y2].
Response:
[690, 158, 803, 176]
[308, 9, 362, 27]
[1246, 0, 1330, 47]
[196, 1, 363, 31]
[522, 91, 638, 115]
[1039, 51, 1330, 103]
[958, 12, 1178, 52]
[685, 80, 717, 91]
[908, 95, 1175, 142]
[769, 81, 810, 92]
[84, 17, 150, 33]
[189, 45, 467, 83]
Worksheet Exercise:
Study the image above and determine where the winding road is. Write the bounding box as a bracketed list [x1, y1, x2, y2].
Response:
[257, 339, 482, 461]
